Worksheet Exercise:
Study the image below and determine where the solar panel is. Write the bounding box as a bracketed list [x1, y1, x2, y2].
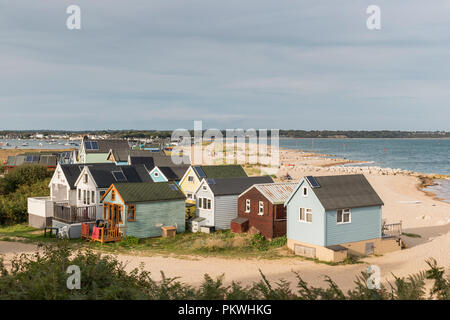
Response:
[194, 166, 206, 178]
[84, 141, 92, 150]
[207, 178, 215, 185]
[91, 141, 99, 150]
[169, 184, 178, 191]
[306, 176, 320, 188]
[112, 171, 127, 182]
[25, 155, 33, 162]
[33, 155, 39, 162]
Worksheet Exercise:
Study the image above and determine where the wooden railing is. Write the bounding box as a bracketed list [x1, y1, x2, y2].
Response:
[382, 221, 402, 238]
[81, 222, 124, 243]
[54, 205, 96, 224]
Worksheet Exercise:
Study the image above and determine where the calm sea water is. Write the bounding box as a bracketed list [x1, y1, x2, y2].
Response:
[279, 138, 450, 175]
[0, 139, 77, 150]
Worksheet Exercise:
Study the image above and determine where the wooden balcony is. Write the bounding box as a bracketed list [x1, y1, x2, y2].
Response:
[81, 222, 124, 243]
[382, 221, 402, 238]
[54, 204, 97, 224]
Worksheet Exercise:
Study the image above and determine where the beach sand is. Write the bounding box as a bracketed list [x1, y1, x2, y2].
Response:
[0, 145, 448, 291]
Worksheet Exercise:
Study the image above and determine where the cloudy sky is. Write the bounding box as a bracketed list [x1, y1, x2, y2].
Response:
[1, 1, 450, 130]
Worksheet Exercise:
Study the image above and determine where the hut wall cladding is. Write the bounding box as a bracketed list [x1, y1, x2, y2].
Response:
[125, 200, 186, 238]
[238, 187, 287, 240]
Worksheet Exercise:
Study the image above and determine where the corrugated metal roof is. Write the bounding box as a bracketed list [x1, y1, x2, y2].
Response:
[253, 182, 297, 204]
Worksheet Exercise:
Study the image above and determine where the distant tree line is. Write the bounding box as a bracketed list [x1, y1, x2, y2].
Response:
[1, 130, 449, 140]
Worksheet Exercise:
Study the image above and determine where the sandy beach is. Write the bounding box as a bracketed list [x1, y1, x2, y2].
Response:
[0, 145, 449, 290]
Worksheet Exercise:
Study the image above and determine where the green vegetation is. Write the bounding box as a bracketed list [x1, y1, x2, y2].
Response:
[402, 232, 422, 238]
[0, 165, 52, 225]
[0, 243, 448, 300]
[97, 231, 289, 259]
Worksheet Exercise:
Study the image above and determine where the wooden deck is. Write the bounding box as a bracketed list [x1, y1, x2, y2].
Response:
[81, 222, 124, 243]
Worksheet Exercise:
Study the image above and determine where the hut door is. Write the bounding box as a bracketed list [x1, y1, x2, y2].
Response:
[108, 204, 122, 228]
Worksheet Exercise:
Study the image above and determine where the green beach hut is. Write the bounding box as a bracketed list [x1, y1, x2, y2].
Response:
[100, 182, 186, 238]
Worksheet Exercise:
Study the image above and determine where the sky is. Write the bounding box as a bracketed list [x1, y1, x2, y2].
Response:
[1, 0, 450, 131]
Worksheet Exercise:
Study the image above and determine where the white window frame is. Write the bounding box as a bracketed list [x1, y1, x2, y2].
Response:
[337, 208, 351, 224]
[188, 176, 194, 182]
[198, 197, 203, 209]
[302, 186, 308, 197]
[84, 174, 88, 183]
[91, 190, 95, 204]
[187, 193, 193, 199]
[202, 185, 207, 191]
[154, 172, 159, 177]
[258, 201, 264, 215]
[299, 208, 312, 223]
[245, 199, 251, 213]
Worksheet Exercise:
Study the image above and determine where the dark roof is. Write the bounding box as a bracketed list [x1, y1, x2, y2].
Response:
[206, 176, 274, 196]
[6, 154, 57, 167]
[84, 139, 130, 154]
[231, 217, 249, 224]
[158, 165, 190, 181]
[308, 174, 384, 210]
[39, 155, 57, 166]
[112, 149, 164, 163]
[195, 165, 248, 179]
[84, 164, 152, 188]
[129, 154, 189, 170]
[113, 182, 185, 203]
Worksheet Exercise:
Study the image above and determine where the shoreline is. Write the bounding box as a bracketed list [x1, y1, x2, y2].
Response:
[276, 146, 450, 204]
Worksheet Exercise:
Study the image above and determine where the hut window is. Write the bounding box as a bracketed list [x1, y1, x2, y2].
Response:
[103, 205, 108, 219]
[299, 208, 312, 223]
[198, 197, 203, 209]
[111, 190, 116, 201]
[202, 185, 207, 191]
[84, 174, 88, 183]
[187, 193, 193, 199]
[188, 176, 194, 182]
[127, 204, 136, 222]
[86, 190, 90, 205]
[245, 199, 251, 213]
[154, 172, 159, 177]
[337, 209, 351, 224]
[207, 199, 211, 209]
[203, 198, 207, 209]
[83, 190, 87, 205]
[91, 191, 95, 204]
[78, 189, 81, 200]
[258, 201, 264, 215]
[302, 187, 308, 197]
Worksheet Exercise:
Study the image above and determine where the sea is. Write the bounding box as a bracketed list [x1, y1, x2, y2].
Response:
[0, 139, 77, 150]
[279, 138, 450, 203]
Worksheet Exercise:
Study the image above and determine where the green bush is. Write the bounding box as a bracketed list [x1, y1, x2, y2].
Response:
[0, 243, 448, 300]
[120, 236, 140, 247]
[0, 178, 51, 224]
[250, 234, 268, 251]
[270, 235, 287, 248]
[0, 165, 51, 195]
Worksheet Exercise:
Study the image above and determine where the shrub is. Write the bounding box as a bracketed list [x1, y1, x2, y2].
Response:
[250, 234, 268, 251]
[0, 178, 51, 224]
[0, 165, 51, 195]
[0, 243, 448, 300]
